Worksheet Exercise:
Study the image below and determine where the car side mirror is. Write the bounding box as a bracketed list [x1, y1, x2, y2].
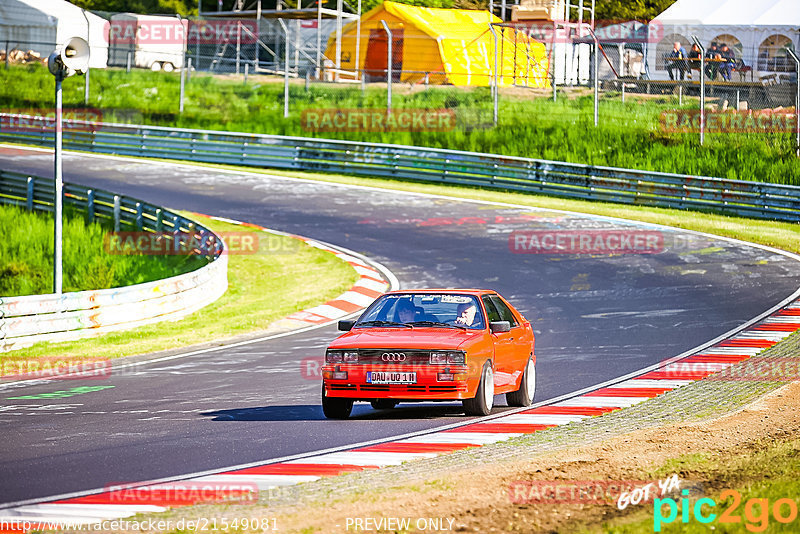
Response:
[489, 321, 511, 333]
[338, 320, 356, 331]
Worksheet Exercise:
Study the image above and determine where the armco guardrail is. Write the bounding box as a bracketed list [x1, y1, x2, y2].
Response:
[1, 113, 799, 222]
[0, 169, 228, 352]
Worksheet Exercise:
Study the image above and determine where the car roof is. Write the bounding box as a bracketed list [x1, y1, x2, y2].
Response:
[384, 289, 496, 296]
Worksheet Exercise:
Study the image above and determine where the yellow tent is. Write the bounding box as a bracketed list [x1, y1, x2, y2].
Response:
[324, 1, 549, 87]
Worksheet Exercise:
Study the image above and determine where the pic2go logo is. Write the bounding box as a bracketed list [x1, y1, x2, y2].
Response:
[654, 489, 799, 532]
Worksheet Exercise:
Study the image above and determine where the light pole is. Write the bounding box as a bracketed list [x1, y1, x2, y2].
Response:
[47, 37, 90, 294]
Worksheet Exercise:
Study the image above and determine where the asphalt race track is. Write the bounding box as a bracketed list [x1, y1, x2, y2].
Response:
[1, 146, 798, 505]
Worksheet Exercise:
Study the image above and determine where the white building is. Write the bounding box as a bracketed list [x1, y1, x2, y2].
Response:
[647, 0, 799, 80]
[0, 0, 109, 69]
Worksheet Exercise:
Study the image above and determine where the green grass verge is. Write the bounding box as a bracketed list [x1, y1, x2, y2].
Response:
[2, 213, 359, 363]
[1, 63, 798, 184]
[578, 439, 800, 533]
[0, 204, 205, 296]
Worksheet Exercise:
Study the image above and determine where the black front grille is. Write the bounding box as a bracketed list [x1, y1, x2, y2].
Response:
[357, 349, 430, 365]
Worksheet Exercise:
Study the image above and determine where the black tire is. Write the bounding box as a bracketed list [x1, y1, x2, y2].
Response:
[370, 399, 398, 410]
[506, 356, 536, 407]
[322, 384, 353, 419]
[463, 361, 494, 416]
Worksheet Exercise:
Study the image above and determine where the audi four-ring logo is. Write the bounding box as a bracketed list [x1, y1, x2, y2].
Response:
[381, 352, 407, 362]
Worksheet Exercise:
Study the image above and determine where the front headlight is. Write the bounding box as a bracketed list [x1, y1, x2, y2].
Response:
[343, 351, 359, 363]
[430, 351, 465, 365]
[325, 350, 343, 363]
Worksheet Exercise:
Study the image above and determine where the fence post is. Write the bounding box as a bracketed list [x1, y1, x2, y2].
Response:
[4, 41, 8, 69]
[592, 30, 599, 127]
[489, 23, 499, 126]
[26, 177, 34, 211]
[788, 49, 800, 157]
[692, 36, 705, 146]
[244, 62, 249, 84]
[126, 51, 131, 73]
[84, 68, 90, 105]
[380, 20, 393, 115]
[87, 189, 95, 222]
[113, 195, 121, 232]
[278, 19, 290, 118]
[621, 82, 625, 103]
[187, 57, 192, 82]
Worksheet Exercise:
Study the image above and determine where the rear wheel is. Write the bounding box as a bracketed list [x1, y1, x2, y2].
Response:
[506, 356, 536, 407]
[370, 399, 398, 410]
[322, 384, 353, 419]
[162, 62, 175, 72]
[463, 361, 494, 416]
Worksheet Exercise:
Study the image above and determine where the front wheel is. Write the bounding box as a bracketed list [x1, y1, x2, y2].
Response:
[463, 361, 494, 416]
[322, 385, 353, 419]
[506, 356, 536, 407]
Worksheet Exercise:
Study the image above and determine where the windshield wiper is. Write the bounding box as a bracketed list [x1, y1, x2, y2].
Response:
[356, 320, 414, 329]
[408, 321, 466, 330]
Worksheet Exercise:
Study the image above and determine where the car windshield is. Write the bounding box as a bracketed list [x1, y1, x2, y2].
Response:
[356, 293, 485, 330]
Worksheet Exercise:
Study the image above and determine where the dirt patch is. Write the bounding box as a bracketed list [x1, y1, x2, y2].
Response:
[267, 381, 800, 533]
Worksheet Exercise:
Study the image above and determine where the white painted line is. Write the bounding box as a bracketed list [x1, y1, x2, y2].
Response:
[698, 347, 764, 356]
[402, 433, 522, 445]
[285, 451, 439, 466]
[302, 304, 350, 320]
[0, 502, 166, 519]
[496, 414, 588, 425]
[553, 396, 647, 408]
[191, 474, 320, 486]
[735, 331, 793, 341]
[336, 291, 377, 307]
[353, 265, 380, 278]
[620, 379, 694, 388]
[353, 278, 390, 293]
[762, 316, 800, 324]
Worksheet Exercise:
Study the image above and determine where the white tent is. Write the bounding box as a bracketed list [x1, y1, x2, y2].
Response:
[647, 0, 799, 80]
[0, 0, 108, 69]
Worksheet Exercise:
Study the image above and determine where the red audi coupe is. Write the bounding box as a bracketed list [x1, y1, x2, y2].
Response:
[321, 289, 536, 419]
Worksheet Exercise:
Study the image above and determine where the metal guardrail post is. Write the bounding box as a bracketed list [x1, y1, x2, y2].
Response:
[380, 20, 393, 115]
[113, 195, 121, 232]
[692, 36, 705, 146]
[87, 189, 94, 222]
[26, 177, 34, 211]
[788, 49, 800, 158]
[173, 215, 181, 253]
[156, 208, 163, 232]
[135, 202, 143, 230]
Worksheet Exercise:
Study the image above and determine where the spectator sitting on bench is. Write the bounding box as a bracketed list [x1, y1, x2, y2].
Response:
[705, 43, 721, 80]
[718, 44, 735, 81]
[687, 43, 701, 79]
[667, 41, 688, 81]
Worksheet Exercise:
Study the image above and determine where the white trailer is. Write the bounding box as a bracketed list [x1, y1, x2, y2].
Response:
[108, 13, 186, 72]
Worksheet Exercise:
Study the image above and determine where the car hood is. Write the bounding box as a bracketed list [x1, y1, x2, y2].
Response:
[329, 327, 482, 350]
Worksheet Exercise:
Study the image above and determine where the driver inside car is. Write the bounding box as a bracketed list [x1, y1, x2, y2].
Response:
[455, 302, 478, 326]
[395, 299, 416, 323]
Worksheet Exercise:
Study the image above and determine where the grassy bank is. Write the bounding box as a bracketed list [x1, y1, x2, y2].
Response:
[0, 204, 205, 296]
[1, 63, 798, 184]
[3, 213, 359, 362]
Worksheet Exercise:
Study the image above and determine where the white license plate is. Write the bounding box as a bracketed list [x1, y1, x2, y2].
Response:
[366, 371, 417, 384]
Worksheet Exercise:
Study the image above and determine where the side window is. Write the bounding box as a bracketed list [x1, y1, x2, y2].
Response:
[482, 296, 502, 323]
[489, 296, 518, 327]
